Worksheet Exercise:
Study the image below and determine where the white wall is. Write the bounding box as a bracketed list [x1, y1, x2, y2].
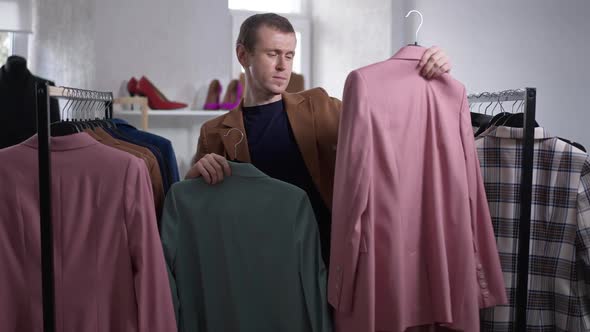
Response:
[311, 0, 590, 144]
[413, 0, 590, 144]
[28, 1, 590, 144]
[29, 0, 232, 108]
[311, 0, 393, 99]
[29, 0, 97, 89]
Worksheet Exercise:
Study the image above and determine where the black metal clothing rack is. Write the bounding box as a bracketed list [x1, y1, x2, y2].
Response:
[35, 83, 113, 332]
[468, 88, 537, 332]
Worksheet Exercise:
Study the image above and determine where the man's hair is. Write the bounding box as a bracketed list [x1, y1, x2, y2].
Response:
[237, 13, 295, 52]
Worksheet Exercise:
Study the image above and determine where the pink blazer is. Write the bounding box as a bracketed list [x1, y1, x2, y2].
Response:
[328, 46, 507, 332]
[0, 133, 176, 331]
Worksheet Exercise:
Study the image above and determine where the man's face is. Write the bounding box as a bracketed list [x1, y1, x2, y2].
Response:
[240, 25, 296, 96]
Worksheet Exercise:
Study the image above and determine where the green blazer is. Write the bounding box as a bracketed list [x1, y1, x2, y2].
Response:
[161, 162, 332, 332]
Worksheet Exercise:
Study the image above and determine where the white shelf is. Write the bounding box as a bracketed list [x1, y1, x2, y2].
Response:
[115, 110, 229, 116]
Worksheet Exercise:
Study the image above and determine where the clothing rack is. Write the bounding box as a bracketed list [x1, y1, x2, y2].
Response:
[468, 88, 537, 332]
[35, 83, 113, 332]
[113, 96, 149, 130]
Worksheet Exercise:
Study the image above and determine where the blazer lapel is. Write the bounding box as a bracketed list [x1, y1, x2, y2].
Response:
[283, 92, 321, 186]
[220, 104, 251, 162]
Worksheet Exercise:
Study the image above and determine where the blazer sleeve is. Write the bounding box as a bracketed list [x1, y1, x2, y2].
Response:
[124, 157, 177, 331]
[458, 90, 507, 308]
[296, 193, 333, 332]
[160, 186, 182, 326]
[328, 70, 372, 313]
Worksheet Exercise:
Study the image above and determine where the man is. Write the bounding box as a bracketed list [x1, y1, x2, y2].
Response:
[186, 13, 451, 264]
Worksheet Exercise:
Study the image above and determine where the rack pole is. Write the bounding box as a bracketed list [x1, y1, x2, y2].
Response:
[36, 82, 56, 332]
[514, 87, 536, 331]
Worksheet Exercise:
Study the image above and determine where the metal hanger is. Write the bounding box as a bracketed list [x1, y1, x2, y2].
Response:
[405, 10, 423, 46]
[94, 99, 106, 128]
[498, 97, 506, 113]
[519, 100, 525, 112]
[87, 98, 99, 129]
[484, 99, 494, 115]
[69, 89, 83, 132]
[224, 128, 245, 161]
[490, 101, 499, 115]
[75, 91, 88, 131]
[512, 99, 520, 112]
[59, 89, 72, 123]
[490, 95, 505, 115]
[78, 93, 91, 129]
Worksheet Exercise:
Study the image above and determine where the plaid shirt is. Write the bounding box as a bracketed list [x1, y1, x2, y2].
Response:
[476, 126, 590, 331]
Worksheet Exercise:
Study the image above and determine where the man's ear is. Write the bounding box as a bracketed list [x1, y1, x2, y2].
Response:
[236, 44, 249, 68]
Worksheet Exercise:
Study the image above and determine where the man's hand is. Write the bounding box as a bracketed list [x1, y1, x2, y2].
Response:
[418, 46, 452, 79]
[184, 153, 232, 184]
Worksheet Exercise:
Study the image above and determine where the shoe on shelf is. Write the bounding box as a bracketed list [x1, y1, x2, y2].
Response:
[219, 79, 243, 110]
[203, 79, 222, 110]
[136, 76, 188, 110]
[127, 77, 139, 96]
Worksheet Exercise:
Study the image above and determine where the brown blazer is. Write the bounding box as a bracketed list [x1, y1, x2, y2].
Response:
[193, 88, 341, 209]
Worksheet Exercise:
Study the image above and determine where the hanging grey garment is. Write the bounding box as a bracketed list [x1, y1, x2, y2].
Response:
[161, 161, 332, 332]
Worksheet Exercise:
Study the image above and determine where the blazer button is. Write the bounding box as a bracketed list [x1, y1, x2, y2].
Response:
[480, 281, 488, 289]
[476, 263, 483, 270]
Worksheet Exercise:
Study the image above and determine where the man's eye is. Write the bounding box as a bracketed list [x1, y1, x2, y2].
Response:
[286, 55, 294, 60]
[268, 53, 277, 57]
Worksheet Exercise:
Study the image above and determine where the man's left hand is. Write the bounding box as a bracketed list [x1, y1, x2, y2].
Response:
[418, 46, 452, 79]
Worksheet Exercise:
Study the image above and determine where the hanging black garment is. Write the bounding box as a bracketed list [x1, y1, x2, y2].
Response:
[0, 56, 60, 149]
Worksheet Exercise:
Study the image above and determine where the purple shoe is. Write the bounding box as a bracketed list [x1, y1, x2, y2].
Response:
[219, 79, 243, 110]
[203, 79, 222, 110]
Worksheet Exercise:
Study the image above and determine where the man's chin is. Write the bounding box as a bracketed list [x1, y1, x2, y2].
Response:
[266, 86, 286, 95]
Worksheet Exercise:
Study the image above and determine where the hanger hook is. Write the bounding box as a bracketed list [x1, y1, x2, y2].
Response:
[516, 100, 524, 113]
[66, 87, 76, 121]
[405, 10, 424, 45]
[491, 99, 499, 115]
[512, 99, 519, 113]
[60, 88, 71, 121]
[97, 96, 105, 120]
[224, 128, 245, 160]
[484, 100, 493, 115]
[498, 96, 506, 113]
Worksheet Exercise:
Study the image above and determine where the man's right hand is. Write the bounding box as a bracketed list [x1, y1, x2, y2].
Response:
[184, 153, 232, 184]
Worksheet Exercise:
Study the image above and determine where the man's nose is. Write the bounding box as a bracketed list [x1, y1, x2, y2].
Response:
[276, 57, 286, 71]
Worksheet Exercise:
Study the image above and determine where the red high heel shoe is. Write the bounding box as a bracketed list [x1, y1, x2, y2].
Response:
[219, 79, 243, 110]
[136, 76, 188, 110]
[127, 77, 139, 96]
